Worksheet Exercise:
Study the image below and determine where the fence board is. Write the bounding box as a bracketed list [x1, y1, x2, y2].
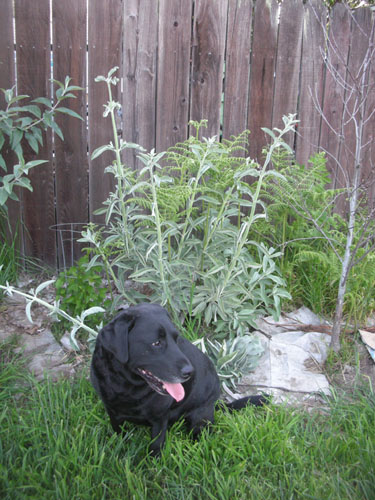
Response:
[14, 0, 56, 266]
[247, 0, 279, 162]
[222, 0, 253, 144]
[272, 0, 304, 149]
[156, 0, 193, 153]
[190, 0, 228, 139]
[53, 0, 88, 267]
[362, 22, 375, 207]
[330, 7, 372, 215]
[123, 0, 158, 170]
[0, 0, 21, 246]
[88, 0, 122, 220]
[295, 0, 327, 166]
[319, 4, 350, 191]
[0, 0, 14, 109]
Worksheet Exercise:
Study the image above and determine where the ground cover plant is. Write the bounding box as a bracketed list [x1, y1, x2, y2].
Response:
[257, 149, 375, 326]
[0, 338, 374, 500]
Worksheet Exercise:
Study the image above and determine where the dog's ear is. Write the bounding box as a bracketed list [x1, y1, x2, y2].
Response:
[99, 312, 135, 364]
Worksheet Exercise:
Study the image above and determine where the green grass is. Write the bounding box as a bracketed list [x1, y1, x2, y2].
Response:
[0, 341, 374, 500]
[0, 223, 19, 290]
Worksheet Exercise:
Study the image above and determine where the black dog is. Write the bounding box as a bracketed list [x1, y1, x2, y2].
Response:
[90, 303, 267, 455]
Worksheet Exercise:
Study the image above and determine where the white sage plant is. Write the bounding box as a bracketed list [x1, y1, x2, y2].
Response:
[0, 280, 103, 350]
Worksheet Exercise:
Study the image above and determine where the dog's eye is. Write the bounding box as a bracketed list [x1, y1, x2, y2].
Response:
[152, 340, 161, 347]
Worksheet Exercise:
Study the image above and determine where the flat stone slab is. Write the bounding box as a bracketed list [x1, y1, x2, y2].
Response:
[232, 308, 332, 404]
[0, 294, 76, 381]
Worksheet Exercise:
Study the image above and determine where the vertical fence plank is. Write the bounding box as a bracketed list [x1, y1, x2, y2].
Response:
[338, 8, 373, 209]
[319, 4, 350, 193]
[295, 0, 327, 166]
[362, 18, 375, 207]
[247, 0, 279, 162]
[222, 0, 253, 145]
[190, 0, 228, 139]
[14, 0, 56, 266]
[0, 1, 22, 246]
[0, 1, 14, 108]
[123, 0, 158, 169]
[272, 0, 304, 149]
[88, 0, 122, 220]
[53, 0, 88, 267]
[156, 0, 193, 153]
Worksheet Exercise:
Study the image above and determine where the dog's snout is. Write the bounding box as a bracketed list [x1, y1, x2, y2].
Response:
[180, 363, 194, 379]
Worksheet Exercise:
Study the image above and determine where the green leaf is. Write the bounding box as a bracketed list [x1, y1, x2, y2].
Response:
[55, 107, 83, 121]
[22, 104, 42, 118]
[25, 132, 39, 153]
[32, 97, 52, 107]
[0, 155, 6, 171]
[10, 129, 23, 151]
[0, 188, 9, 206]
[50, 120, 64, 141]
[25, 159, 49, 168]
[91, 144, 114, 160]
[35, 280, 56, 295]
[8, 94, 29, 105]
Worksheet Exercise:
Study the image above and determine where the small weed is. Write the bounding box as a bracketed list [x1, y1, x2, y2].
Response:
[325, 331, 359, 376]
[55, 253, 111, 332]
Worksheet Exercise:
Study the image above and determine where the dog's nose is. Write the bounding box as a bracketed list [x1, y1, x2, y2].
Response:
[180, 364, 194, 379]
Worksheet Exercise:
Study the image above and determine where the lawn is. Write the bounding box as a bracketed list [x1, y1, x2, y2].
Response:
[1, 338, 374, 500]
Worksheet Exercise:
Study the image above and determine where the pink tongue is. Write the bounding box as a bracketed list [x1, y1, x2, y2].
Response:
[162, 381, 185, 402]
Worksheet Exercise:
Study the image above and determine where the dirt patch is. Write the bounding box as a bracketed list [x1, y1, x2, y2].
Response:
[326, 340, 375, 394]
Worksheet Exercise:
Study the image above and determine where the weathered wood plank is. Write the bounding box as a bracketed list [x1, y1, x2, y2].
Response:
[362, 17, 375, 207]
[123, 0, 158, 169]
[53, 0, 88, 266]
[295, 0, 327, 166]
[339, 8, 373, 204]
[0, 0, 14, 108]
[88, 0, 122, 220]
[14, 0, 56, 265]
[272, 0, 304, 150]
[247, 0, 279, 162]
[222, 0, 253, 145]
[319, 3, 351, 193]
[0, 1, 21, 246]
[190, 0, 228, 139]
[156, 0, 193, 152]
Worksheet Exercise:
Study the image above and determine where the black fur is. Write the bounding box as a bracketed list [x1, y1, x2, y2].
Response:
[90, 303, 267, 455]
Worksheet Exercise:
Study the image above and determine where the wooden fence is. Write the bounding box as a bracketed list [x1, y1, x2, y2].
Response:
[1, 0, 374, 267]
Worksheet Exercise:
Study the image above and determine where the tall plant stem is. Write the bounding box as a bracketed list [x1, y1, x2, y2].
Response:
[215, 124, 294, 301]
[0, 285, 98, 338]
[176, 147, 211, 260]
[106, 80, 130, 253]
[148, 158, 170, 306]
[200, 187, 234, 272]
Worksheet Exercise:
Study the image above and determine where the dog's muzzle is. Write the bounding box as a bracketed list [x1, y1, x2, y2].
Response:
[137, 368, 187, 402]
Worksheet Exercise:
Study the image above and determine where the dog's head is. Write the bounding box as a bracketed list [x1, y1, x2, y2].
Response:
[97, 303, 194, 402]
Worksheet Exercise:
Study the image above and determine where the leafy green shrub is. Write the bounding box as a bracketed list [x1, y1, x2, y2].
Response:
[0, 78, 82, 209]
[257, 149, 375, 322]
[81, 68, 295, 342]
[55, 254, 110, 331]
